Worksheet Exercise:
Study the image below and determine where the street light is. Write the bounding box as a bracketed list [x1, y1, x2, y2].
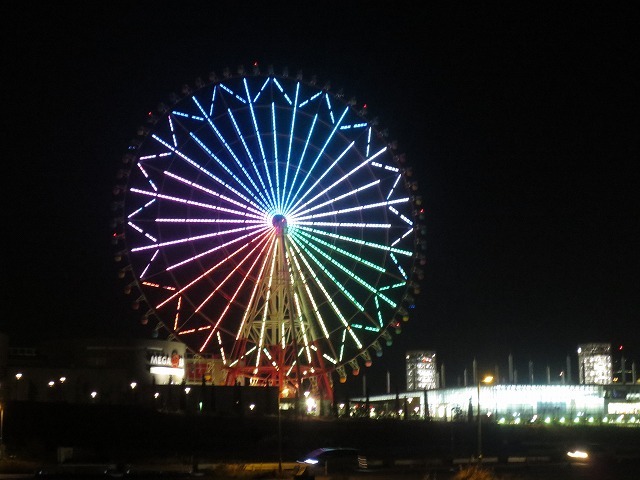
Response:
[1, 402, 4, 459]
[477, 375, 494, 462]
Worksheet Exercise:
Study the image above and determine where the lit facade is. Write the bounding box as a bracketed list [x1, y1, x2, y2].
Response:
[3, 337, 187, 403]
[349, 383, 640, 425]
[578, 343, 612, 385]
[406, 350, 438, 391]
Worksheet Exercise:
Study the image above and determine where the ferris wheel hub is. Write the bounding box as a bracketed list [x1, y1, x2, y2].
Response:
[271, 214, 287, 232]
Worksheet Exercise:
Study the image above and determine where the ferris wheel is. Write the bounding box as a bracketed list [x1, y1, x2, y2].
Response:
[112, 65, 425, 400]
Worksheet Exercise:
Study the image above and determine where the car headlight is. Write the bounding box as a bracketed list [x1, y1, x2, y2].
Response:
[567, 449, 589, 459]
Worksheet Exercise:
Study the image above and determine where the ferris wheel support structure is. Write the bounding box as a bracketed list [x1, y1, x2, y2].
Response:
[226, 216, 333, 401]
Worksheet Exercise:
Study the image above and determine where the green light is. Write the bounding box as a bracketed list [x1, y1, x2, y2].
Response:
[297, 226, 412, 256]
[293, 231, 396, 308]
[295, 229, 386, 272]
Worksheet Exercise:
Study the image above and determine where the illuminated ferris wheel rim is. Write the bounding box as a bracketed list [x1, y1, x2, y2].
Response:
[114, 65, 425, 384]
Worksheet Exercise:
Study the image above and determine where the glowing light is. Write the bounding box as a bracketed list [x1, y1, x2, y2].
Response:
[567, 450, 588, 459]
[122, 73, 418, 388]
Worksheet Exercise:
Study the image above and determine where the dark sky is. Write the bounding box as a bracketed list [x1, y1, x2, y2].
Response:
[3, 2, 639, 394]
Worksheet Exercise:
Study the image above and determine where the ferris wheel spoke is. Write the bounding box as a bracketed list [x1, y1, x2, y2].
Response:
[288, 236, 364, 350]
[235, 236, 276, 341]
[281, 82, 300, 211]
[291, 293, 312, 364]
[287, 145, 387, 216]
[200, 232, 270, 344]
[193, 231, 271, 313]
[378, 280, 409, 293]
[226, 108, 274, 211]
[295, 197, 409, 221]
[385, 172, 404, 200]
[292, 178, 380, 219]
[387, 252, 409, 281]
[128, 186, 263, 222]
[291, 230, 396, 309]
[296, 225, 413, 256]
[387, 204, 415, 227]
[156, 228, 270, 310]
[129, 217, 264, 253]
[188, 131, 272, 212]
[165, 225, 269, 271]
[243, 78, 278, 209]
[134, 162, 160, 192]
[151, 133, 268, 212]
[292, 237, 384, 342]
[155, 217, 263, 225]
[290, 232, 365, 312]
[390, 225, 416, 247]
[293, 239, 364, 342]
[283, 106, 349, 213]
[272, 78, 295, 105]
[126, 219, 158, 245]
[191, 97, 274, 211]
[281, 113, 317, 211]
[196, 231, 273, 352]
[294, 240, 395, 322]
[255, 245, 279, 367]
[138, 249, 160, 280]
[287, 242, 332, 340]
[293, 228, 386, 273]
[163, 170, 265, 216]
[286, 141, 355, 216]
[271, 102, 282, 210]
[296, 221, 391, 228]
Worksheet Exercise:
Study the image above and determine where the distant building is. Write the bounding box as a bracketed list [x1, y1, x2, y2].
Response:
[0, 335, 277, 415]
[578, 343, 612, 385]
[3, 337, 187, 403]
[349, 383, 640, 423]
[406, 350, 438, 391]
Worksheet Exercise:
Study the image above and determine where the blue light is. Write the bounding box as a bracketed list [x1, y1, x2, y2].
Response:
[122, 73, 418, 380]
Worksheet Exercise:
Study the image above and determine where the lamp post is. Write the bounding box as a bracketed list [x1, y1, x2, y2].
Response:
[0, 402, 4, 459]
[477, 375, 493, 462]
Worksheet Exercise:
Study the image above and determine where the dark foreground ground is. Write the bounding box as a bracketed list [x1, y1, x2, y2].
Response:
[1, 401, 639, 479]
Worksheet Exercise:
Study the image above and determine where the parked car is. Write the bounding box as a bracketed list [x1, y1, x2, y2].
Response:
[297, 447, 367, 475]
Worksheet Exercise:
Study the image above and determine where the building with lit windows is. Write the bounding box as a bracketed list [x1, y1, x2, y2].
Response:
[406, 350, 438, 391]
[578, 343, 613, 385]
[0, 335, 278, 415]
[2, 337, 187, 403]
[2, 334, 638, 424]
[348, 383, 640, 425]
[345, 343, 639, 424]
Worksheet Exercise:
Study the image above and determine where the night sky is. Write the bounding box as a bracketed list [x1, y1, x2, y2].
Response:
[3, 2, 639, 395]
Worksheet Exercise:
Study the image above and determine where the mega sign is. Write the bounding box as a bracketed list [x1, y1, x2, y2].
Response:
[148, 350, 185, 376]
